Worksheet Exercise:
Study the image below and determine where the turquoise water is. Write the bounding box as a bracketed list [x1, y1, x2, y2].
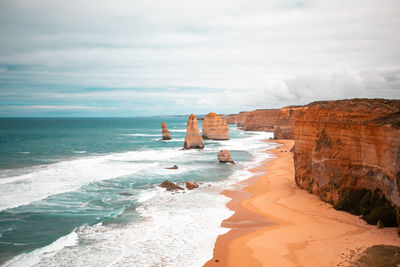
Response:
[0, 117, 274, 266]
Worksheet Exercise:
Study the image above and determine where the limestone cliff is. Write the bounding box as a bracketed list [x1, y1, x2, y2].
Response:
[202, 112, 230, 140]
[225, 114, 238, 124]
[274, 106, 304, 139]
[161, 122, 171, 140]
[184, 114, 204, 149]
[236, 112, 248, 128]
[293, 99, 400, 226]
[241, 109, 280, 131]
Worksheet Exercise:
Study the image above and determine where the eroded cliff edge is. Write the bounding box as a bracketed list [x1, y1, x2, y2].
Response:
[240, 109, 280, 131]
[293, 99, 400, 226]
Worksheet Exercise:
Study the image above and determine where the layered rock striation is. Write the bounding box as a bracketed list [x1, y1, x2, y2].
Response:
[274, 106, 304, 139]
[293, 99, 400, 226]
[202, 112, 230, 140]
[236, 112, 248, 128]
[161, 122, 171, 140]
[217, 150, 235, 164]
[226, 114, 238, 124]
[184, 114, 204, 149]
[240, 109, 280, 131]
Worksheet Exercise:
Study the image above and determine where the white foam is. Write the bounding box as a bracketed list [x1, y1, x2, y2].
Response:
[0, 147, 187, 211]
[73, 150, 87, 154]
[169, 129, 187, 132]
[3, 129, 278, 266]
[3, 230, 78, 267]
[23, 185, 232, 267]
[152, 138, 185, 142]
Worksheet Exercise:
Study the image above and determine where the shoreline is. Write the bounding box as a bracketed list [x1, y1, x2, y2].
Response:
[205, 139, 400, 266]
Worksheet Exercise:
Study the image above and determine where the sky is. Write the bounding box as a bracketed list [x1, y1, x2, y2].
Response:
[0, 0, 399, 117]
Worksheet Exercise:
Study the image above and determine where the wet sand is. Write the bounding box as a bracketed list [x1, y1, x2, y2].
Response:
[205, 140, 400, 267]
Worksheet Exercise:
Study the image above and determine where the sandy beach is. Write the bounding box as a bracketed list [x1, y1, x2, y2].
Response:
[205, 140, 400, 267]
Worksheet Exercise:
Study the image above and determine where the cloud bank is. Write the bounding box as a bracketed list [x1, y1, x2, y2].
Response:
[0, 0, 399, 116]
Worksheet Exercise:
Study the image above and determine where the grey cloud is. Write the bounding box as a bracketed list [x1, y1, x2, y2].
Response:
[0, 0, 399, 116]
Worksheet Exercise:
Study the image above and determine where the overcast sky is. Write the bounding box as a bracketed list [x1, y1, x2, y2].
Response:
[0, 0, 399, 116]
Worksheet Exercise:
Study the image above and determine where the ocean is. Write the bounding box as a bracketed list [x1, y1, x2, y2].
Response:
[0, 117, 275, 266]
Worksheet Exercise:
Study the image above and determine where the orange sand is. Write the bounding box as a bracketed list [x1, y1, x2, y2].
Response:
[205, 140, 400, 267]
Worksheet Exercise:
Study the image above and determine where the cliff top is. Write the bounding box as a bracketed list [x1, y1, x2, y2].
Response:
[367, 112, 400, 128]
[307, 98, 400, 111]
[292, 98, 400, 127]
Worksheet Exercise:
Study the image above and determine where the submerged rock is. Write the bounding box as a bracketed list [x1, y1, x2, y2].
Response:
[186, 181, 199, 190]
[165, 165, 179, 170]
[217, 150, 235, 164]
[120, 192, 133, 196]
[159, 180, 184, 191]
[161, 122, 171, 140]
[183, 114, 204, 149]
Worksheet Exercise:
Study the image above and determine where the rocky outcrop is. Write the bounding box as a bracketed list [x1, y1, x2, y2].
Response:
[293, 99, 400, 226]
[236, 112, 248, 128]
[159, 180, 184, 191]
[161, 122, 171, 140]
[186, 181, 199, 190]
[184, 114, 204, 149]
[240, 109, 280, 131]
[226, 114, 238, 124]
[202, 112, 230, 140]
[217, 150, 235, 164]
[274, 106, 304, 139]
[165, 165, 178, 170]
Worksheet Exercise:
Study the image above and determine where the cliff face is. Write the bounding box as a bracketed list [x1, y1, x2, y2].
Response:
[241, 109, 280, 131]
[236, 112, 248, 128]
[226, 114, 238, 124]
[293, 99, 400, 225]
[274, 106, 304, 139]
[161, 122, 171, 140]
[184, 114, 204, 149]
[202, 113, 230, 140]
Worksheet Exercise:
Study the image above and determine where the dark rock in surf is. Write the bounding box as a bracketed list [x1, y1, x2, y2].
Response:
[159, 180, 184, 191]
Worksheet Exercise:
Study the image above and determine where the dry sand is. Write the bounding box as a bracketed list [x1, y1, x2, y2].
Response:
[205, 140, 400, 267]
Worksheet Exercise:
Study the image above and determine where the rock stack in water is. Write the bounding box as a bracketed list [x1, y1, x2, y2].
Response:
[202, 112, 230, 140]
[161, 122, 171, 140]
[183, 114, 204, 149]
[218, 150, 235, 164]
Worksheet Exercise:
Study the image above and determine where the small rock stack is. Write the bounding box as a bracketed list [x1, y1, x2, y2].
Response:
[161, 122, 171, 140]
[218, 150, 235, 164]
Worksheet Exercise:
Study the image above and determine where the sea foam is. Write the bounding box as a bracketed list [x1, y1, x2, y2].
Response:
[3, 130, 276, 266]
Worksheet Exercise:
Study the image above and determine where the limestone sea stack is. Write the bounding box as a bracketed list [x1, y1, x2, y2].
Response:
[202, 112, 230, 140]
[161, 122, 171, 140]
[218, 150, 235, 164]
[183, 114, 204, 149]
